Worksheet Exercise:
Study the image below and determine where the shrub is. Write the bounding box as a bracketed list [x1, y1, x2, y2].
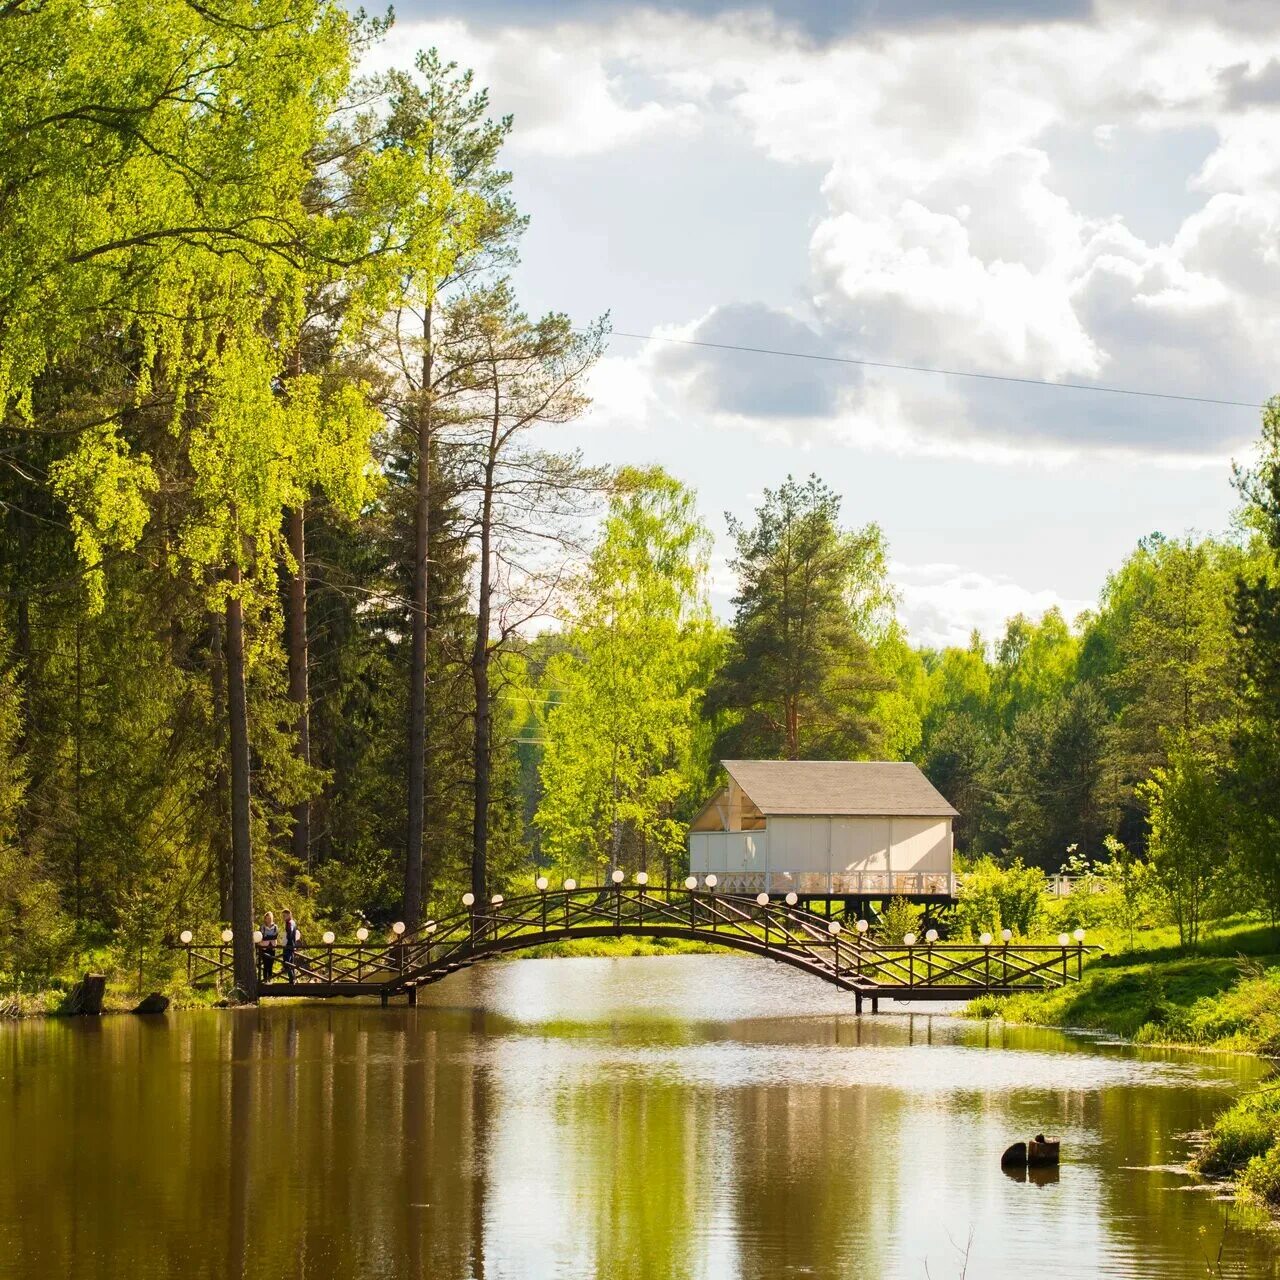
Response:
[1196, 1084, 1280, 1176]
[875, 897, 923, 943]
[952, 856, 1047, 940]
[1241, 1143, 1280, 1207]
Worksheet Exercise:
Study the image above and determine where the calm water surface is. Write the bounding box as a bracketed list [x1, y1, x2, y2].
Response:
[1, 954, 1277, 1279]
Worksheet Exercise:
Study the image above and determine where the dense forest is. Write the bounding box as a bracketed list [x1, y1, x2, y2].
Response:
[2, 2, 1279, 995]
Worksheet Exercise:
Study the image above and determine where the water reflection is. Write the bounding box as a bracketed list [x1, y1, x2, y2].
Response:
[0, 955, 1276, 1280]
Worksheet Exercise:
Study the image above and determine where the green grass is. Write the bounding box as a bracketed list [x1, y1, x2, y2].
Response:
[968, 917, 1280, 1052]
[1, 969, 223, 1018]
[1196, 1084, 1280, 1209]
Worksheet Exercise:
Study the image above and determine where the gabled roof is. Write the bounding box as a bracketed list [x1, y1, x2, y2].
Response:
[721, 759, 958, 818]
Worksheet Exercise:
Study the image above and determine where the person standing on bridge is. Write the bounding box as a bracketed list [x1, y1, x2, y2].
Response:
[281, 909, 300, 984]
[258, 912, 279, 983]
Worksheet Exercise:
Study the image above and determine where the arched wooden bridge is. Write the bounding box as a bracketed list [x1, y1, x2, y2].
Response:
[176, 882, 1098, 1012]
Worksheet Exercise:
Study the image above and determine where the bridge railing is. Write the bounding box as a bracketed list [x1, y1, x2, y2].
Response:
[171, 882, 1100, 995]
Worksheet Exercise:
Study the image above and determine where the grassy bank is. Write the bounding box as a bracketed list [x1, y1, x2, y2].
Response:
[0, 974, 221, 1019]
[967, 916, 1280, 1210]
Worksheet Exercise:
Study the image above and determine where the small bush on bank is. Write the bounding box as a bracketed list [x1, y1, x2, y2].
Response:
[1241, 1143, 1280, 1207]
[875, 897, 923, 943]
[1196, 1083, 1280, 1198]
[952, 856, 1046, 939]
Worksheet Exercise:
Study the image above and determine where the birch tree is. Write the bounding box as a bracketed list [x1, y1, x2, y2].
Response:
[536, 469, 719, 880]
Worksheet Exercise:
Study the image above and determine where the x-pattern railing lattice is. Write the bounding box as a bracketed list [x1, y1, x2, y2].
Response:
[174, 884, 1099, 1000]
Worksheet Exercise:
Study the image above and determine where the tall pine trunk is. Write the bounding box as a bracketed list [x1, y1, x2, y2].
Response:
[470, 440, 497, 904]
[226, 561, 257, 998]
[286, 504, 310, 868]
[405, 305, 433, 926]
[210, 608, 232, 921]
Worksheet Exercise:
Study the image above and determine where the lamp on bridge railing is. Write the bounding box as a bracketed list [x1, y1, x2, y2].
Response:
[221, 929, 233, 944]
[1001, 928, 1013, 943]
[1073, 928, 1086, 943]
[785, 892, 798, 906]
[462, 893, 475, 908]
[684, 876, 698, 891]
[611, 869, 625, 885]
[1058, 933, 1070, 946]
[635, 871, 648, 886]
[704, 874, 717, 890]
[755, 892, 769, 906]
[564, 879, 577, 892]
[253, 930, 263, 944]
[392, 921, 406, 936]
[492, 894, 504, 906]
[536, 876, 549, 892]
[322, 930, 335, 945]
[979, 932, 993, 946]
[827, 920, 842, 936]
[356, 927, 369, 942]
[180, 930, 193, 945]
[426, 921, 437, 934]
[925, 928, 938, 944]
[855, 919, 868, 934]
[903, 932, 917, 946]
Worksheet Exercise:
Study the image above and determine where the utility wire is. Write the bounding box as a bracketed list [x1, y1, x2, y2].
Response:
[601, 329, 1263, 410]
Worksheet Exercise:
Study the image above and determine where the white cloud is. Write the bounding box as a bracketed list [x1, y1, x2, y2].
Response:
[376, 6, 1279, 463]
[368, 19, 699, 156]
[892, 562, 1093, 649]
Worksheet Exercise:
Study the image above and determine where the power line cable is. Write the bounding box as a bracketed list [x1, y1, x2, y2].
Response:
[600, 329, 1263, 410]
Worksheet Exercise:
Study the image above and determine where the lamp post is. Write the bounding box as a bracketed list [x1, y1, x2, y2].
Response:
[610, 869, 624, 931]
[392, 919, 406, 975]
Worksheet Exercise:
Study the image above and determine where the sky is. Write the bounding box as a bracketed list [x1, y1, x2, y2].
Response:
[363, 0, 1280, 647]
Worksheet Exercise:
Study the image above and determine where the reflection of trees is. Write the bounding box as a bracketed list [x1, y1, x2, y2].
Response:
[5, 995, 1280, 1278]
[728, 1079, 896, 1279]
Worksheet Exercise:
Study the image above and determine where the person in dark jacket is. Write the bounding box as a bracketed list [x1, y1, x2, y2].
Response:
[258, 912, 279, 982]
[281, 909, 301, 984]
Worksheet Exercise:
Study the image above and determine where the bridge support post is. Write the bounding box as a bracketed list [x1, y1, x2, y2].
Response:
[855, 991, 863, 1015]
[380, 989, 389, 1008]
[406, 986, 417, 1007]
[871, 996, 879, 1014]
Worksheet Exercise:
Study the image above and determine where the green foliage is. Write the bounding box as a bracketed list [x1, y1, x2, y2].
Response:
[1230, 399, 1280, 931]
[536, 469, 719, 878]
[1142, 741, 1234, 948]
[1093, 835, 1163, 946]
[952, 856, 1047, 939]
[1197, 1084, 1280, 1181]
[708, 474, 894, 760]
[875, 897, 923, 943]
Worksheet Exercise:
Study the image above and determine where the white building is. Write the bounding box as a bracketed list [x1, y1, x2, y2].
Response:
[688, 760, 957, 900]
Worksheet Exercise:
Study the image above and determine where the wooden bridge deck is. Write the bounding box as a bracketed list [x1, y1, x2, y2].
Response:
[177, 883, 1098, 1009]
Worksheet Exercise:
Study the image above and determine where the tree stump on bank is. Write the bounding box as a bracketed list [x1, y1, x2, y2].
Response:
[64, 973, 107, 1015]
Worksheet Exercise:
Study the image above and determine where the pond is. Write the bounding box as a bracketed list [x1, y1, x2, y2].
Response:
[1, 954, 1277, 1279]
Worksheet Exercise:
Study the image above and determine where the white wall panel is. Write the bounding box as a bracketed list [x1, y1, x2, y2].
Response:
[889, 818, 952, 872]
[769, 817, 830, 872]
[831, 817, 890, 871]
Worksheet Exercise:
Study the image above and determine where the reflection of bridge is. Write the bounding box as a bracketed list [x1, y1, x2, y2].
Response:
[177, 883, 1096, 1013]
